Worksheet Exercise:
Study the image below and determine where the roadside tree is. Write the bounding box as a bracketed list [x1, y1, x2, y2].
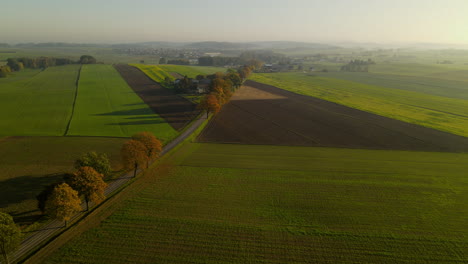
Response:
[68, 167, 107, 211]
[131, 132, 162, 168]
[0, 212, 21, 264]
[45, 183, 82, 227]
[74, 152, 111, 177]
[198, 94, 221, 118]
[121, 140, 148, 177]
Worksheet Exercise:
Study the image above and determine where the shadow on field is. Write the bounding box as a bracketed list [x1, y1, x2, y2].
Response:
[0, 173, 66, 224]
[0, 174, 65, 208]
[95, 108, 153, 116]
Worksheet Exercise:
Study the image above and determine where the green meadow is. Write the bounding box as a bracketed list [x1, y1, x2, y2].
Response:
[0, 136, 126, 225]
[67, 64, 178, 141]
[250, 72, 468, 137]
[317, 71, 468, 100]
[44, 143, 468, 263]
[0, 65, 80, 136]
[158, 65, 226, 77]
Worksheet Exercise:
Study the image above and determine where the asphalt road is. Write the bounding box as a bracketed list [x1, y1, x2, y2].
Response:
[6, 113, 207, 264]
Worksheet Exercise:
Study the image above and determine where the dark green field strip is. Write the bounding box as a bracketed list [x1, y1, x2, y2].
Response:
[0, 65, 80, 136]
[0, 136, 126, 224]
[44, 144, 468, 263]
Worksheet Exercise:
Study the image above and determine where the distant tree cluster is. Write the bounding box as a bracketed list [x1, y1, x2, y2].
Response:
[198, 65, 255, 116]
[79, 55, 97, 64]
[1, 55, 96, 78]
[167, 59, 190, 65]
[340, 59, 375, 72]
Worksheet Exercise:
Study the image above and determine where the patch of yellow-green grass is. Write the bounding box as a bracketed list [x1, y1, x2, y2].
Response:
[130, 64, 175, 84]
[250, 72, 468, 137]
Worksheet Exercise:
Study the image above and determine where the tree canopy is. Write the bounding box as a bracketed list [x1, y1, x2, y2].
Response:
[0, 212, 21, 264]
[74, 152, 112, 177]
[45, 183, 82, 226]
[121, 140, 148, 177]
[131, 132, 162, 167]
[68, 167, 107, 211]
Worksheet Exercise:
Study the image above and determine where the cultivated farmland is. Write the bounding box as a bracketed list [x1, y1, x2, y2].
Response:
[43, 143, 468, 263]
[199, 80, 468, 152]
[115, 64, 199, 131]
[250, 73, 468, 137]
[158, 65, 226, 77]
[0, 65, 80, 136]
[67, 64, 178, 141]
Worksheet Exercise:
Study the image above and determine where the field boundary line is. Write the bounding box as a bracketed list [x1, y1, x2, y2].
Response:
[63, 65, 82, 136]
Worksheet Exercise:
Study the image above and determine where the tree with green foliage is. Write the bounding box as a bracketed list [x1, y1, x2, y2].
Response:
[121, 140, 148, 177]
[68, 167, 107, 211]
[131, 132, 162, 168]
[0, 212, 22, 264]
[79, 55, 96, 64]
[74, 152, 111, 177]
[45, 183, 82, 227]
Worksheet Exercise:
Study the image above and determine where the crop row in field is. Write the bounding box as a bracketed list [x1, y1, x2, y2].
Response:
[0, 136, 126, 225]
[43, 143, 468, 263]
[0, 65, 80, 136]
[67, 64, 178, 141]
[250, 72, 468, 137]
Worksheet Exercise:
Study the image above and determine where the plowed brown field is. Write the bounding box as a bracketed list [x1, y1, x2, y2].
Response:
[198, 80, 468, 152]
[114, 64, 198, 131]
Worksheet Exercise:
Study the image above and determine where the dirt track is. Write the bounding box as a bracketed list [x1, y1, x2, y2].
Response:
[198, 80, 468, 152]
[114, 64, 198, 131]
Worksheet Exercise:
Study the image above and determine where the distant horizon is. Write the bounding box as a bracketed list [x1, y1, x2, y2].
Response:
[2, 0, 468, 47]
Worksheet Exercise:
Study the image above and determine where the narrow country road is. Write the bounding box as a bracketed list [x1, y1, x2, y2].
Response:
[6, 113, 207, 264]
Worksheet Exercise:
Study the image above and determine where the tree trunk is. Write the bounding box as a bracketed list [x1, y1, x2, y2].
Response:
[3, 252, 9, 264]
[133, 162, 138, 177]
[206, 111, 209, 118]
[85, 197, 89, 211]
[64, 220, 67, 228]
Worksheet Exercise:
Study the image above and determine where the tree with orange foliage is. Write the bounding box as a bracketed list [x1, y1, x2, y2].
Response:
[238, 65, 252, 80]
[132, 132, 163, 167]
[198, 94, 221, 118]
[121, 139, 148, 177]
[45, 183, 82, 227]
[68, 166, 107, 211]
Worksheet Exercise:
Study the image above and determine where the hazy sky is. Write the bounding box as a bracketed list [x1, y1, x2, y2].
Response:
[2, 0, 468, 44]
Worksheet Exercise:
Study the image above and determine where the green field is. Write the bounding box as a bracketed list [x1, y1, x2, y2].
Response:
[250, 72, 468, 137]
[130, 64, 175, 85]
[0, 65, 80, 136]
[369, 63, 468, 77]
[131, 64, 226, 85]
[316, 71, 468, 100]
[43, 143, 468, 263]
[67, 64, 178, 141]
[158, 65, 226, 77]
[0, 136, 126, 225]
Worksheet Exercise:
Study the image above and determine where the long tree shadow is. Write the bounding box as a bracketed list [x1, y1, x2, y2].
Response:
[0, 173, 67, 224]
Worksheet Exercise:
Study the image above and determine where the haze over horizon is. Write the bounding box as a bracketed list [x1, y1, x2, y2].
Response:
[2, 0, 468, 45]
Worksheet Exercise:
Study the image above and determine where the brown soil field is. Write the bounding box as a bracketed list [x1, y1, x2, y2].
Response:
[114, 64, 198, 131]
[198, 80, 468, 152]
